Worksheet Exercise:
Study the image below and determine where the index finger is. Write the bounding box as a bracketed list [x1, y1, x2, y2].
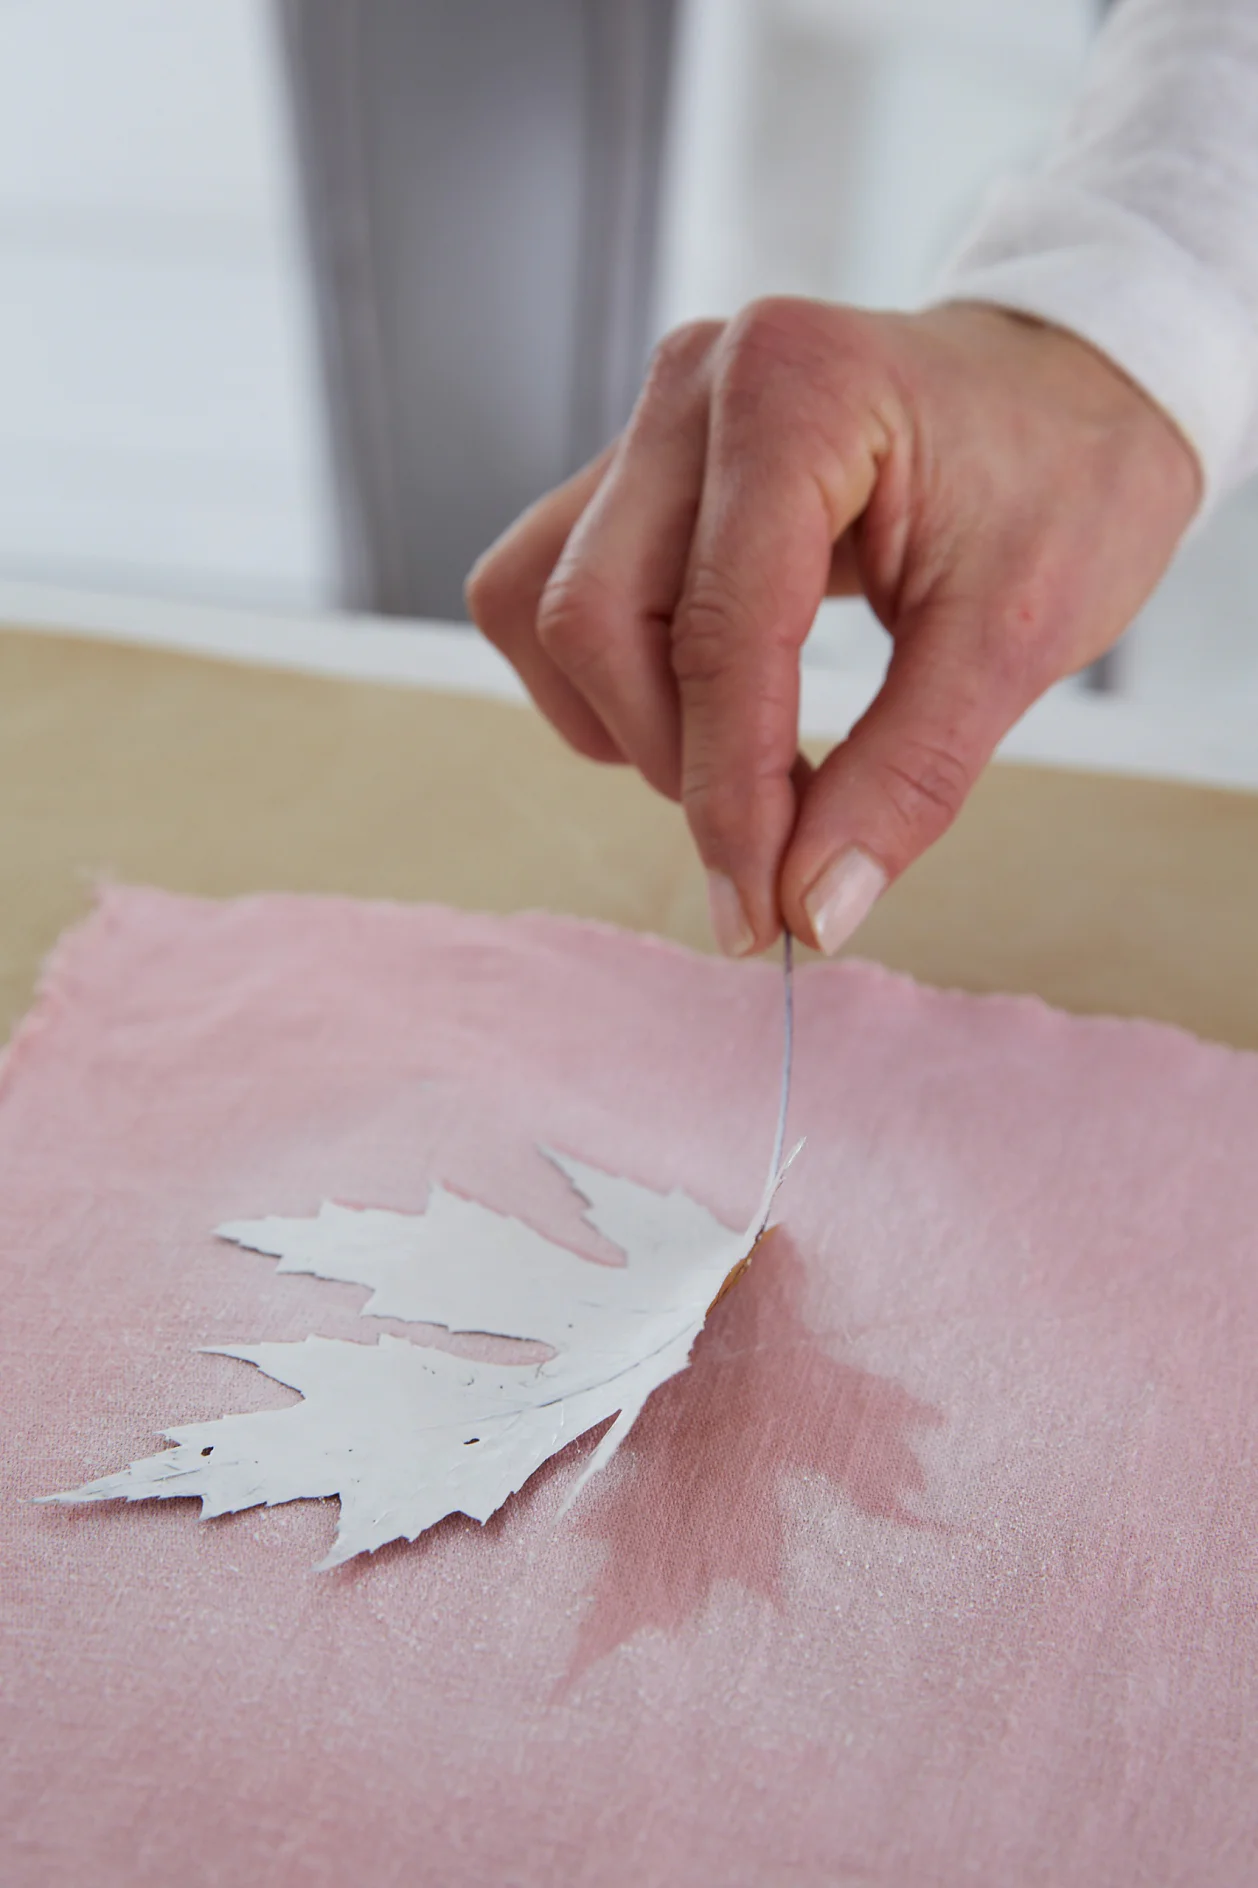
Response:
[673, 303, 884, 953]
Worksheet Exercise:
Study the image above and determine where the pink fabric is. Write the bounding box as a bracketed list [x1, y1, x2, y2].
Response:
[2, 886, 1257, 1887]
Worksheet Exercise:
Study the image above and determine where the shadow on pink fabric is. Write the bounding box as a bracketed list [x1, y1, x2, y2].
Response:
[2, 886, 1256, 1887]
[562, 1233, 946, 1693]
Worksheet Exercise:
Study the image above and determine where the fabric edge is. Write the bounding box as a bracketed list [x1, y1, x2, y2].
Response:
[2, 882, 1246, 1083]
[0, 882, 135, 1111]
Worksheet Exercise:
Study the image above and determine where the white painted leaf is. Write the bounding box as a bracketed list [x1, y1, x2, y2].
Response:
[46, 1150, 780, 1568]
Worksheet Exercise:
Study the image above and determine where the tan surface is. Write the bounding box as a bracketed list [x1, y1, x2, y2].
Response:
[2, 624, 1256, 1049]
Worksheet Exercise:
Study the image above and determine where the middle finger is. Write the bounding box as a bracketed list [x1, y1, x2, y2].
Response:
[535, 319, 723, 799]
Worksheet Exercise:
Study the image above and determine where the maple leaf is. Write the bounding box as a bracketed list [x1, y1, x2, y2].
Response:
[45, 1152, 781, 1569]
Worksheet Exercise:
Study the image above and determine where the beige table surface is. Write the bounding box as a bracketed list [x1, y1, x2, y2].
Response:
[2, 623, 1256, 1050]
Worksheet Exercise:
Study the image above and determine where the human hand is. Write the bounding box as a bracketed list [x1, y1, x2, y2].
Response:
[466, 299, 1201, 956]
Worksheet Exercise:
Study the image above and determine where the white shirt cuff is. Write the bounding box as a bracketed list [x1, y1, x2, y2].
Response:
[932, 177, 1258, 510]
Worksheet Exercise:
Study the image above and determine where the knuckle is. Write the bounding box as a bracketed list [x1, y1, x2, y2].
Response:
[715, 300, 884, 459]
[682, 758, 753, 866]
[719, 300, 804, 404]
[673, 570, 797, 696]
[875, 735, 973, 835]
[644, 319, 721, 394]
[727, 296, 808, 359]
[535, 567, 608, 680]
[670, 601, 729, 693]
[670, 575, 751, 691]
[463, 552, 512, 638]
[721, 297, 871, 392]
[679, 678, 795, 860]
[679, 749, 727, 823]
[681, 731, 782, 838]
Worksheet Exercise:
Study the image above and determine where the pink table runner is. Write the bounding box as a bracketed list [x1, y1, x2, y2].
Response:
[2, 886, 1255, 1886]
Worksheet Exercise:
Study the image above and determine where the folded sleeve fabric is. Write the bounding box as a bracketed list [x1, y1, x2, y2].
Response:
[934, 0, 1258, 507]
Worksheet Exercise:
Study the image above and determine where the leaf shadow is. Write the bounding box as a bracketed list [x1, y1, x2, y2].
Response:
[556, 1229, 945, 1691]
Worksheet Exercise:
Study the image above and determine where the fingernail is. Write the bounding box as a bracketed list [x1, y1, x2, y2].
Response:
[802, 847, 887, 956]
[707, 871, 755, 958]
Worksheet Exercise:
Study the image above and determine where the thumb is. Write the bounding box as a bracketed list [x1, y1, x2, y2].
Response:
[781, 621, 1033, 954]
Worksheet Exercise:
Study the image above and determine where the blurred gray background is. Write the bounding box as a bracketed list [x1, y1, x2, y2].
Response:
[0, 0, 1253, 721]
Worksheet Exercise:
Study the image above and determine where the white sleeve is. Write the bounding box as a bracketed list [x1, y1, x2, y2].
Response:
[932, 0, 1258, 507]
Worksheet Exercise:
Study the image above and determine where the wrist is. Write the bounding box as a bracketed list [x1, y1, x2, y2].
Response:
[921, 299, 1204, 521]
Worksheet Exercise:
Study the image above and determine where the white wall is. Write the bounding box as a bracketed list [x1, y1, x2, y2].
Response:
[657, 0, 1092, 326]
[0, 0, 335, 607]
[0, 0, 1252, 719]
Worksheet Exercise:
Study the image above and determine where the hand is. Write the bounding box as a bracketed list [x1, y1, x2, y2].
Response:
[466, 299, 1201, 956]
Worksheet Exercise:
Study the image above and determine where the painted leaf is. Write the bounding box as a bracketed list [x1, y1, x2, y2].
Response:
[46, 1151, 775, 1569]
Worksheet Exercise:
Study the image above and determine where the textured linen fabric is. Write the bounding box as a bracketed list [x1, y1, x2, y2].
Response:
[935, 0, 1258, 504]
[2, 885, 1257, 1887]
